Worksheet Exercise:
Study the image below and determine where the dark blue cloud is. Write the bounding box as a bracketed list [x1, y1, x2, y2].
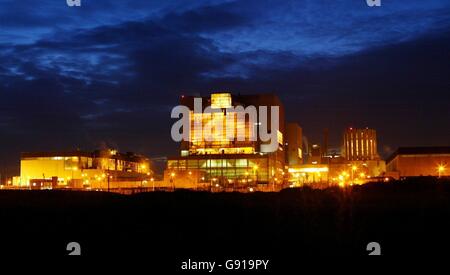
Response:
[0, 0, 449, 175]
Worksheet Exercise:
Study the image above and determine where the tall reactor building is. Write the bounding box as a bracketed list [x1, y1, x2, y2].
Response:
[343, 127, 379, 161]
[166, 92, 286, 191]
[341, 127, 385, 178]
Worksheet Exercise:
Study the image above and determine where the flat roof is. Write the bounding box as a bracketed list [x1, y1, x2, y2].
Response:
[21, 150, 149, 162]
[168, 154, 272, 161]
[180, 93, 284, 109]
[386, 146, 450, 163]
[21, 151, 92, 158]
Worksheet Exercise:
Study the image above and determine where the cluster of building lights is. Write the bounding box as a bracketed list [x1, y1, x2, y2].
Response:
[4, 92, 449, 191]
[167, 163, 264, 192]
[438, 164, 446, 178]
[333, 165, 369, 187]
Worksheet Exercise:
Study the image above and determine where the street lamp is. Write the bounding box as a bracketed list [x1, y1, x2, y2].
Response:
[253, 165, 259, 184]
[71, 166, 78, 187]
[245, 171, 249, 188]
[438, 165, 446, 178]
[200, 176, 205, 191]
[107, 173, 112, 192]
[210, 177, 217, 192]
[170, 172, 175, 191]
[294, 173, 300, 187]
[351, 165, 357, 184]
[141, 180, 148, 191]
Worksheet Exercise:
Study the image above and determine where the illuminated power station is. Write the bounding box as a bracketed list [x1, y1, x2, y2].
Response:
[166, 92, 286, 191]
[386, 147, 450, 178]
[343, 128, 379, 161]
[17, 149, 153, 190]
[285, 122, 303, 166]
[6, 93, 396, 192]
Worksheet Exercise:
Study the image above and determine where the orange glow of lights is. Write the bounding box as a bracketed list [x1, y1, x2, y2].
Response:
[288, 167, 328, 173]
[438, 164, 446, 178]
[211, 93, 232, 109]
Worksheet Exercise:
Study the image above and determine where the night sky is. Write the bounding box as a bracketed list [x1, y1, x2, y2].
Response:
[1, 0, 449, 176]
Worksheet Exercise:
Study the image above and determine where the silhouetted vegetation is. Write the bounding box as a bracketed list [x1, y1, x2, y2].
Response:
[0, 177, 449, 258]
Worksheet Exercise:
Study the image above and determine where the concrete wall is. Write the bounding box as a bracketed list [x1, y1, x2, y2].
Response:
[387, 155, 450, 177]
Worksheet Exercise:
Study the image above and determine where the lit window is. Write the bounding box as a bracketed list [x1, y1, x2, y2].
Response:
[211, 93, 232, 108]
[277, 130, 283, 145]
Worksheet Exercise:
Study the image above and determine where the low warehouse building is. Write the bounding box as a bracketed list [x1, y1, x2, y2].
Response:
[386, 147, 450, 178]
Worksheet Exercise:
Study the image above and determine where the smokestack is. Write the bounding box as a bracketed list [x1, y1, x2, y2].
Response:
[323, 128, 329, 159]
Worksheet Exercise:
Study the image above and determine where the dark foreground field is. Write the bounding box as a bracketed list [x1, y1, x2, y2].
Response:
[1, 177, 450, 264]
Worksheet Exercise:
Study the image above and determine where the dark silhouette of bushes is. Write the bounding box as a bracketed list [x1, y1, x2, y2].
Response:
[0, 177, 449, 256]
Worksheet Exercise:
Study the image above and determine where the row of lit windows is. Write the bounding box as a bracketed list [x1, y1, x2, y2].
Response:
[23, 156, 147, 173]
[189, 147, 255, 155]
[345, 132, 377, 160]
[189, 110, 256, 145]
[211, 93, 232, 109]
[168, 158, 267, 169]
